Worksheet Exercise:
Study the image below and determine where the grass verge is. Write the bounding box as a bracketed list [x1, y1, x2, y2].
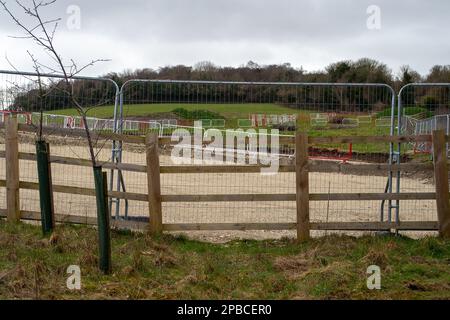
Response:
[1, 221, 449, 300]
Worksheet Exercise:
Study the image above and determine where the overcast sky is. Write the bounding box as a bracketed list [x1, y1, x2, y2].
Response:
[0, 0, 448, 77]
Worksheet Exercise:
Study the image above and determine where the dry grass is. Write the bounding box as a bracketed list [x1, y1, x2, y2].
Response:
[0, 220, 449, 300]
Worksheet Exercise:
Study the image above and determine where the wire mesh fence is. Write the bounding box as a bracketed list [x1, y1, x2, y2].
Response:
[396, 84, 448, 226]
[0, 125, 441, 240]
[0, 70, 444, 238]
[399, 83, 450, 154]
[160, 170, 296, 225]
[118, 80, 403, 226]
[119, 80, 396, 135]
[15, 132, 106, 219]
[0, 71, 118, 114]
[0, 70, 120, 158]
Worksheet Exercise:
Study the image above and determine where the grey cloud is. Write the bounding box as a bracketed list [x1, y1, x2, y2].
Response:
[0, 0, 449, 76]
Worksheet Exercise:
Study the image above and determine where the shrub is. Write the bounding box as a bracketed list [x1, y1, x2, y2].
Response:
[328, 115, 345, 125]
[172, 108, 224, 120]
[421, 96, 439, 111]
[376, 107, 432, 118]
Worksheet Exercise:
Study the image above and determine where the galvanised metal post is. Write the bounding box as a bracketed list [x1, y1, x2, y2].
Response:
[110, 88, 128, 219]
[379, 87, 399, 225]
[109, 82, 121, 218]
[446, 115, 449, 157]
[390, 91, 398, 224]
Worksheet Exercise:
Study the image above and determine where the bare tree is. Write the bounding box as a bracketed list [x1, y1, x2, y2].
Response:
[1, 0, 109, 166]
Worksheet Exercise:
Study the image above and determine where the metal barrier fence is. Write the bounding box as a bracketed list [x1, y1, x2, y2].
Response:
[1, 121, 444, 240]
[7, 70, 446, 234]
[401, 114, 449, 155]
[0, 69, 122, 219]
[396, 83, 450, 226]
[117, 80, 399, 224]
[399, 83, 450, 155]
[118, 80, 396, 133]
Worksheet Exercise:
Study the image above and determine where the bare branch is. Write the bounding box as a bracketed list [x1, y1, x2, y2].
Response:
[1, 0, 112, 166]
[71, 59, 111, 77]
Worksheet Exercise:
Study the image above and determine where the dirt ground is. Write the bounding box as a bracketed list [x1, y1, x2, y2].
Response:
[0, 137, 439, 241]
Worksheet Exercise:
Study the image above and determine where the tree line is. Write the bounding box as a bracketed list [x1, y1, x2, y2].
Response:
[9, 58, 450, 113]
[106, 59, 450, 89]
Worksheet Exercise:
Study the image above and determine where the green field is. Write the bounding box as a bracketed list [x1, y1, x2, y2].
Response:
[51, 103, 392, 134]
[52, 103, 298, 119]
[50, 103, 397, 153]
[1, 221, 449, 300]
[51, 104, 423, 125]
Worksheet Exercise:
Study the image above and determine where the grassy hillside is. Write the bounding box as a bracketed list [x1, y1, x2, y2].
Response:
[49, 103, 398, 153]
[51, 103, 298, 119]
[0, 221, 449, 300]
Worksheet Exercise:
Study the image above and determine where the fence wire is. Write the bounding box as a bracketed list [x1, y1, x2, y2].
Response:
[0, 72, 442, 236]
[399, 83, 450, 154]
[0, 72, 118, 114]
[120, 81, 395, 136]
[0, 128, 440, 235]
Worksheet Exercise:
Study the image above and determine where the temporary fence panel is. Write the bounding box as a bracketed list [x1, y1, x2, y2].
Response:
[0, 70, 121, 220]
[399, 83, 450, 154]
[5, 71, 442, 234]
[1, 123, 444, 239]
[117, 80, 399, 226]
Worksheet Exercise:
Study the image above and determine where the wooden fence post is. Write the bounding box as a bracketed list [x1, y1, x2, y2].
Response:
[432, 130, 450, 238]
[296, 132, 310, 241]
[5, 114, 20, 222]
[146, 133, 162, 234]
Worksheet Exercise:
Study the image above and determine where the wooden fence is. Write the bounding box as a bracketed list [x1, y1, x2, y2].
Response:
[1, 115, 449, 240]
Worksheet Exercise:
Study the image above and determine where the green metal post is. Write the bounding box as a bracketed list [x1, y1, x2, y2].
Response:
[93, 166, 111, 274]
[35, 140, 55, 235]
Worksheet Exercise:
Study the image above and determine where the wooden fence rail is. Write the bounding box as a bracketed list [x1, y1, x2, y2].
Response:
[1, 118, 449, 239]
